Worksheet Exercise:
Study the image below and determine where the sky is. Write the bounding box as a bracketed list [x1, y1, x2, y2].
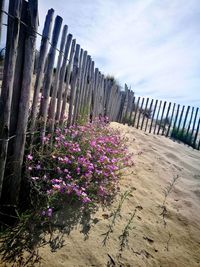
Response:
[1, 0, 200, 108]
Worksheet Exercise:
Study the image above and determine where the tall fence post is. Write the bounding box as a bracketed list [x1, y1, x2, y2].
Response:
[176, 105, 185, 133]
[141, 98, 149, 130]
[180, 105, 190, 136]
[136, 97, 144, 129]
[149, 99, 158, 133]
[157, 101, 166, 135]
[56, 34, 73, 122]
[67, 44, 80, 127]
[132, 97, 140, 127]
[0, 0, 5, 42]
[0, 0, 22, 199]
[153, 100, 162, 134]
[30, 8, 54, 136]
[193, 118, 200, 148]
[162, 102, 171, 135]
[186, 106, 194, 139]
[190, 107, 199, 145]
[48, 24, 68, 132]
[145, 99, 153, 132]
[59, 37, 75, 124]
[166, 103, 176, 137]
[39, 15, 62, 143]
[8, 0, 39, 205]
[171, 104, 180, 136]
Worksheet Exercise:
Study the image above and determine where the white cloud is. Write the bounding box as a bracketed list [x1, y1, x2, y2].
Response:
[38, 0, 200, 107]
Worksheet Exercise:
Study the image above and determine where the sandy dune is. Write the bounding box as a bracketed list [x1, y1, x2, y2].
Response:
[31, 122, 200, 267]
[1, 122, 200, 267]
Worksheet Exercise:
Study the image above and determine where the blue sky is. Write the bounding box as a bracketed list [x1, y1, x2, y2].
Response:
[1, 0, 200, 108]
[38, 0, 200, 108]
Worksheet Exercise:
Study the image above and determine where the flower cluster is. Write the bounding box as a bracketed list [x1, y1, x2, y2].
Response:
[27, 120, 134, 215]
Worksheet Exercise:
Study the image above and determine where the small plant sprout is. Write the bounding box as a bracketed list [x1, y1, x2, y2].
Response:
[102, 190, 132, 246]
[160, 175, 180, 227]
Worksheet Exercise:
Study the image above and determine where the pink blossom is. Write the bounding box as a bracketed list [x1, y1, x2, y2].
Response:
[27, 154, 33, 160]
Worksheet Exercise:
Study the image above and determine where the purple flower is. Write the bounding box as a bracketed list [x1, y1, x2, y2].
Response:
[27, 154, 33, 160]
[47, 208, 53, 217]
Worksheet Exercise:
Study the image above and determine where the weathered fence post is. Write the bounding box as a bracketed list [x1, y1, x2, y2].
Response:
[145, 99, 153, 132]
[162, 102, 171, 135]
[73, 48, 84, 124]
[171, 104, 180, 136]
[153, 100, 162, 134]
[132, 97, 140, 127]
[59, 37, 75, 124]
[141, 98, 149, 130]
[48, 24, 68, 131]
[39, 15, 62, 143]
[176, 105, 185, 133]
[0, 0, 5, 42]
[186, 106, 194, 139]
[193, 117, 200, 148]
[166, 103, 176, 137]
[157, 101, 166, 135]
[67, 44, 80, 127]
[128, 96, 135, 126]
[136, 97, 144, 129]
[149, 99, 158, 133]
[56, 34, 73, 122]
[30, 8, 54, 135]
[76, 50, 88, 121]
[9, 0, 39, 205]
[190, 107, 199, 145]
[0, 0, 22, 199]
[180, 105, 190, 136]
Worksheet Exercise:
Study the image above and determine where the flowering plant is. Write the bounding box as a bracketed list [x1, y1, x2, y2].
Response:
[26, 120, 133, 216]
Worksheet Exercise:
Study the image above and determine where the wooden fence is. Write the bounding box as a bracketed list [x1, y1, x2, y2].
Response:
[121, 96, 200, 151]
[0, 0, 199, 207]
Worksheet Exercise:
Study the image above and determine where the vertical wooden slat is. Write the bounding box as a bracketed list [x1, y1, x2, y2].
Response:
[9, 0, 27, 138]
[162, 102, 171, 135]
[180, 105, 190, 136]
[176, 105, 185, 133]
[48, 24, 68, 131]
[9, 0, 38, 204]
[193, 117, 200, 148]
[140, 98, 149, 130]
[0, 0, 22, 198]
[55, 34, 73, 122]
[39, 15, 62, 142]
[0, 0, 5, 42]
[30, 8, 54, 134]
[73, 48, 84, 124]
[186, 106, 194, 138]
[82, 56, 92, 116]
[153, 100, 162, 134]
[67, 44, 80, 127]
[128, 96, 135, 126]
[145, 99, 153, 132]
[198, 139, 200, 150]
[59, 37, 75, 124]
[79, 55, 90, 115]
[190, 107, 199, 144]
[77, 51, 87, 112]
[166, 103, 176, 137]
[149, 99, 158, 133]
[171, 104, 180, 136]
[87, 61, 95, 120]
[136, 97, 144, 129]
[157, 101, 166, 135]
[132, 97, 140, 127]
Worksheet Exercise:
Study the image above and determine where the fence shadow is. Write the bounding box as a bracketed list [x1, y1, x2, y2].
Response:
[0, 201, 99, 266]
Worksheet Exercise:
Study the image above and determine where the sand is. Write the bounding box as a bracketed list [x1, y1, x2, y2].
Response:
[1, 122, 200, 266]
